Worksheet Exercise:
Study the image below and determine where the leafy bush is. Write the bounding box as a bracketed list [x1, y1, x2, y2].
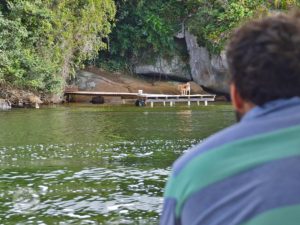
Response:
[97, 0, 186, 71]
[0, 0, 116, 93]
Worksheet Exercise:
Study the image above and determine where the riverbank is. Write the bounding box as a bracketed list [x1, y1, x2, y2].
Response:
[68, 67, 210, 104]
[0, 84, 62, 109]
[0, 67, 226, 109]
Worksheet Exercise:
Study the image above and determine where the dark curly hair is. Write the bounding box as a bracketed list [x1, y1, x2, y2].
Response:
[226, 11, 300, 106]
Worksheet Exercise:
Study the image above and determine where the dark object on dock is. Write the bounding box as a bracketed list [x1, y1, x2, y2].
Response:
[135, 99, 145, 107]
[90, 96, 104, 104]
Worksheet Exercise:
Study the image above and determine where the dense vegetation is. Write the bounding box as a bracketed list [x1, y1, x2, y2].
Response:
[0, 0, 299, 94]
[187, 0, 299, 53]
[100, 0, 299, 71]
[0, 0, 115, 93]
[96, 0, 185, 71]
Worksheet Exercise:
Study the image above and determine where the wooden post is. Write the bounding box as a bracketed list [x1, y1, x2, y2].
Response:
[163, 101, 166, 106]
[170, 101, 173, 107]
[122, 99, 126, 104]
[197, 101, 200, 106]
[188, 101, 191, 107]
[205, 100, 208, 106]
[151, 101, 154, 108]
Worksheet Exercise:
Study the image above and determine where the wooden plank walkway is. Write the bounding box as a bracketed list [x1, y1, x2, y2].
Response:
[64, 91, 138, 97]
[64, 91, 216, 107]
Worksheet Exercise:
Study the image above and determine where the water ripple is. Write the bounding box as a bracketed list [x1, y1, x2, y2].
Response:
[0, 139, 198, 224]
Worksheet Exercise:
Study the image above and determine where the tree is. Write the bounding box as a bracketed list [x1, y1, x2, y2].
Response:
[97, 0, 186, 71]
[186, 0, 300, 53]
[0, 0, 116, 93]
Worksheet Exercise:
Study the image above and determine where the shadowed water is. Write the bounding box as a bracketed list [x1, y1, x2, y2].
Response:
[0, 104, 234, 224]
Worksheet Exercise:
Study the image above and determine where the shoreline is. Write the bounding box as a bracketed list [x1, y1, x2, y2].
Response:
[0, 67, 228, 110]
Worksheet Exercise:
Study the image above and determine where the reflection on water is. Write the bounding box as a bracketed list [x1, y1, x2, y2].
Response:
[0, 104, 234, 224]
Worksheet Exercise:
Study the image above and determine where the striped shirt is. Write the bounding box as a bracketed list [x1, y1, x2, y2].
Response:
[161, 97, 300, 225]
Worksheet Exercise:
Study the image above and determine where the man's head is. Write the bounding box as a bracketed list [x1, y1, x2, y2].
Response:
[226, 11, 300, 120]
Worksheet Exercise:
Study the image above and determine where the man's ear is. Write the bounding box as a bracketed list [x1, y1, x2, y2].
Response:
[230, 83, 245, 114]
[230, 83, 255, 115]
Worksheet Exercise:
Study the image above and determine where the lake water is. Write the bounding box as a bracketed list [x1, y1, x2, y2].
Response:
[0, 104, 234, 224]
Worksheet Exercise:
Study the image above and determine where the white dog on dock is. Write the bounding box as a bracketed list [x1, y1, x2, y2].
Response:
[178, 82, 191, 95]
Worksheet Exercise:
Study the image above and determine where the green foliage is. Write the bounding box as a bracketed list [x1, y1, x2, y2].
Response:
[186, 0, 300, 53]
[186, 0, 263, 53]
[0, 0, 115, 93]
[97, 0, 186, 71]
[273, 0, 300, 9]
[100, 0, 299, 72]
[95, 57, 129, 72]
[1, 0, 299, 91]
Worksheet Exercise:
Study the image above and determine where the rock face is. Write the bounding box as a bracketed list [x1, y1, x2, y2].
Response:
[0, 99, 11, 110]
[75, 70, 128, 92]
[70, 68, 206, 103]
[133, 55, 192, 81]
[184, 31, 230, 94]
[76, 71, 100, 90]
[132, 28, 230, 94]
[72, 70, 129, 103]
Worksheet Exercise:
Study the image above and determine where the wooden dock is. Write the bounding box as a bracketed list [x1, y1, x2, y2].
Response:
[64, 91, 138, 98]
[64, 91, 216, 107]
[139, 94, 215, 107]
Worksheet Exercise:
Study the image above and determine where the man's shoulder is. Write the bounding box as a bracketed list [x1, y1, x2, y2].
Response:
[172, 110, 300, 176]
